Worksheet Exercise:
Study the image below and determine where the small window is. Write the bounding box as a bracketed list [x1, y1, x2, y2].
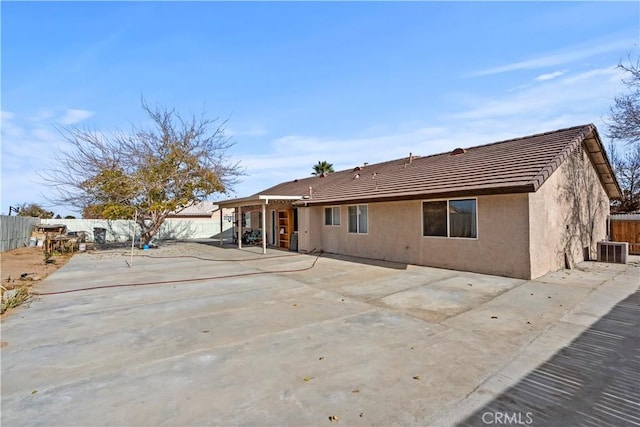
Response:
[324, 206, 340, 226]
[423, 201, 447, 237]
[423, 199, 477, 238]
[348, 205, 368, 234]
[449, 199, 477, 238]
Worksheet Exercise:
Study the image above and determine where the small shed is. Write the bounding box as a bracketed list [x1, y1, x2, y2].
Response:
[32, 224, 67, 242]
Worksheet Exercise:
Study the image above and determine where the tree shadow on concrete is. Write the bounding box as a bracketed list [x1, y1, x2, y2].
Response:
[458, 291, 640, 427]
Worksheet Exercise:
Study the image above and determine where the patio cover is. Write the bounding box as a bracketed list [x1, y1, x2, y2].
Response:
[216, 195, 303, 254]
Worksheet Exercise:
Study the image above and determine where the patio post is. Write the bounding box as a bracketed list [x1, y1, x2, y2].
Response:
[219, 207, 223, 247]
[262, 202, 267, 255]
[237, 206, 242, 249]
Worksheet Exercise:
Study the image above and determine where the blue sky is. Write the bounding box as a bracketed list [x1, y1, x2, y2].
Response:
[2, 1, 639, 217]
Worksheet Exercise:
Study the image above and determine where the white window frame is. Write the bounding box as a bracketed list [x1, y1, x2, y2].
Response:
[347, 204, 368, 235]
[422, 197, 478, 239]
[324, 206, 341, 227]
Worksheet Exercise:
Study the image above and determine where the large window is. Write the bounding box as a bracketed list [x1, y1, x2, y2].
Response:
[423, 199, 477, 238]
[348, 205, 368, 234]
[324, 207, 341, 226]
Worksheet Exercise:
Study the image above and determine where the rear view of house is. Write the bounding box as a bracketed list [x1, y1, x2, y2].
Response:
[219, 124, 621, 280]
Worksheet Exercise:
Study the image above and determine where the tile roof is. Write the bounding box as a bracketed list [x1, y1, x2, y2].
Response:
[170, 201, 218, 216]
[249, 124, 621, 205]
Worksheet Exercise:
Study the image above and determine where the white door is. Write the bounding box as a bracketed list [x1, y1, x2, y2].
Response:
[297, 207, 310, 252]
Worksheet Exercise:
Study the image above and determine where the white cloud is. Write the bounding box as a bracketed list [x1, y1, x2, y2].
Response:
[223, 64, 626, 200]
[473, 38, 631, 77]
[452, 66, 623, 122]
[59, 109, 94, 125]
[1, 110, 15, 121]
[534, 70, 567, 81]
[1, 110, 25, 138]
[0, 110, 80, 216]
[227, 124, 268, 137]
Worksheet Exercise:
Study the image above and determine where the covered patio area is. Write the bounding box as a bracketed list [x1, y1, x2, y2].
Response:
[216, 194, 303, 254]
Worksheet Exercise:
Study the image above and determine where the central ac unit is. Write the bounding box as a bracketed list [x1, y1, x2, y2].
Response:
[597, 241, 628, 264]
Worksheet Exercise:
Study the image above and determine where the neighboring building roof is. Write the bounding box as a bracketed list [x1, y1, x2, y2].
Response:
[34, 224, 67, 231]
[223, 124, 621, 207]
[170, 201, 219, 217]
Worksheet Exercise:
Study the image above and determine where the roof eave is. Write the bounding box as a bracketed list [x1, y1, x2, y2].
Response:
[216, 194, 304, 208]
[582, 128, 623, 200]
[296, 184, 537, 206]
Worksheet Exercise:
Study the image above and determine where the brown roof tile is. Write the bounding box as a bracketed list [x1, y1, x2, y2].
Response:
[250, 124, 621, 205]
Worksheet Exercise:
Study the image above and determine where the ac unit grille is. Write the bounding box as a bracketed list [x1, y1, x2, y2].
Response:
[597, 241, 628, 264]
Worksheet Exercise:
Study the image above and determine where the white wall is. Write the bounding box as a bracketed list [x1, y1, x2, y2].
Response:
[40, 218, 233, 242]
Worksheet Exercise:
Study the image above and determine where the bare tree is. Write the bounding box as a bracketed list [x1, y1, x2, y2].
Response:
[42, 100, 244, 245]
[609, 143, 640, 213]
[608, 56, 640, 147]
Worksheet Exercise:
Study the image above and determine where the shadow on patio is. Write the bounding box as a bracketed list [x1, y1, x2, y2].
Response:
[458, 291, 640, 426]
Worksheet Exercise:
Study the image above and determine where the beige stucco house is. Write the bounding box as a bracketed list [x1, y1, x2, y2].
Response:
[218, 124, 621, 279]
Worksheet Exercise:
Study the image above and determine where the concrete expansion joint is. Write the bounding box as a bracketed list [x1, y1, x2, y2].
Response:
[8, 309, 385, 398]
[556, 267, 638, 323]
[436, 278, 531, 326]
[432, 264, 639, 426]
[370, 276, 465, 302]
[430, 315, 561, 426]
[33, 282, 295, 321]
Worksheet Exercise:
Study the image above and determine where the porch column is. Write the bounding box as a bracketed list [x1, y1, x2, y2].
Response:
[261, 202, 267, 255]
[237, 206, 242, 249]
[219, 208, 223, 247]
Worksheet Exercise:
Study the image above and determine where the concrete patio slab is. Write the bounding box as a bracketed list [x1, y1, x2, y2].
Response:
[1, 242, 638, 426]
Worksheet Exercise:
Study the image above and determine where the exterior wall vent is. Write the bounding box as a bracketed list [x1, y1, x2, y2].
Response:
[597, 241, 628, 264]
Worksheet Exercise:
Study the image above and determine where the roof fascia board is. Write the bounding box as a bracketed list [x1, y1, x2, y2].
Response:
[582, 127, 623, 200]
[258, 195, 304, 202]
[217, 195, 303, 208]
[297, 184, 536, 206]
[529, 125, 591, 192]
[528, 124, 621, 200]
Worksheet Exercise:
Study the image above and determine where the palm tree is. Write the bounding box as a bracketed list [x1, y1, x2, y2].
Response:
[312, 160, 334, 176]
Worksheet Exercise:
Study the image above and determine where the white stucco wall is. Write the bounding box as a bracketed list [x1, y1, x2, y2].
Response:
[304, 194, 532, 279]
[528, 148, 610, 278]
[41, 217, 233, 242]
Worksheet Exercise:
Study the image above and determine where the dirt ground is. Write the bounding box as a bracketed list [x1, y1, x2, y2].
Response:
[1, 247, 71, 291]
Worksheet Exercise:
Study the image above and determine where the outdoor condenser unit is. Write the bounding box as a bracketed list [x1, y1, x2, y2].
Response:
[597, 241, 628, 264]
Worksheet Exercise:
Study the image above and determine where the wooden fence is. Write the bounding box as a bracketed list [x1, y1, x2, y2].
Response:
[610, 215, 640, 255]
